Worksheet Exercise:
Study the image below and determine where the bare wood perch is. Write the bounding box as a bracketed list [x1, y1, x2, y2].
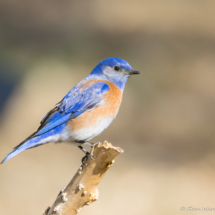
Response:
[44, 141, 124, 215]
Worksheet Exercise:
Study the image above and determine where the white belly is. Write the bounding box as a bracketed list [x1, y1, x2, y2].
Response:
[68, 117, 113, 142]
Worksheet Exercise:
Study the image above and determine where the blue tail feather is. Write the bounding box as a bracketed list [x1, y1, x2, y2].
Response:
[1, 136, 41, 164]
[1, 147, 25, 164]
[1, 123, 67, 164]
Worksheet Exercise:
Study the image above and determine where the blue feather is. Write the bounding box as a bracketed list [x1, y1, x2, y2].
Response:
[35, 82, 110, 136]
[1, 57, 137, 164]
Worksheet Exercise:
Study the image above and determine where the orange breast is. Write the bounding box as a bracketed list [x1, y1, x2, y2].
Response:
[68, 80, 122, 132]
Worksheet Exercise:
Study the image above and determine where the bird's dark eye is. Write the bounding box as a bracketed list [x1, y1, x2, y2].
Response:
[114, 66, 120, 71]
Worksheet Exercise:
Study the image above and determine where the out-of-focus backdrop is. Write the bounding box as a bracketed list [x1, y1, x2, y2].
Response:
[1, 1, 215, 215]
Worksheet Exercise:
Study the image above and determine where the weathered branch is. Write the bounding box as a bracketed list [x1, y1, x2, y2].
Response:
[44, 141, 124, 215]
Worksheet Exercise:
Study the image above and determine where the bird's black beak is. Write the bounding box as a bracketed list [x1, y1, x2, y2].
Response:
[129, 70, 140, 75]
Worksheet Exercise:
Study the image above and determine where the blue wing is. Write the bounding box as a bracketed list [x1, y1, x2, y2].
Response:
[34, 81, 110, 136]
[11, 81, 109, 151]
[1, 81, 110, 163]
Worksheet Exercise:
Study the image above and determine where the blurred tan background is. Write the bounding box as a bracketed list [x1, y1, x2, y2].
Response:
[1, 1, 215, 215]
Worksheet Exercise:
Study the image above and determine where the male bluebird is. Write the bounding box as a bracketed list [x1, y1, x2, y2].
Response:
[1, 58, 140, 164]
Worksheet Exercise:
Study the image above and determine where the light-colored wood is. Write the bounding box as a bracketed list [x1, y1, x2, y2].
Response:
[45, 141, 123, 215]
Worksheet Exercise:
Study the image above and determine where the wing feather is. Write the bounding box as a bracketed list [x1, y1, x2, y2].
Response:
[15, 81, 110, 148]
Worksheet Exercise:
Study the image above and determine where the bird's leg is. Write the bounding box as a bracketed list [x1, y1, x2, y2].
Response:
[78, 145, 89, 165]
[78, 143, 95, 165]
[78, 145, 89, 155]
[78, 144, 95, 166]
[82, 142, 95, 161]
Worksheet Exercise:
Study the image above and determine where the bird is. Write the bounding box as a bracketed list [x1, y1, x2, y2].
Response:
[1, 57, 140, 164]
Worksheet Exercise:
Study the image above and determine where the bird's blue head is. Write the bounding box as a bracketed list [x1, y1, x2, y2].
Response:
[90, 58, 140, 91]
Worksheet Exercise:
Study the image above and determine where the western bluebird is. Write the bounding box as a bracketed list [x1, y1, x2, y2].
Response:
[1, 58, 140, 164]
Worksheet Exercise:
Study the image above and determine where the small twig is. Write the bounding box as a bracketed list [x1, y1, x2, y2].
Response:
[45, 141, 123, 215]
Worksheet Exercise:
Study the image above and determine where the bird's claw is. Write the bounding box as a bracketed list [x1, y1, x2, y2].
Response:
[89, 151, 95, 160]
[81, 150, 95, 165]
[81, 153, 88, 165]
[78, 144, 95, 165]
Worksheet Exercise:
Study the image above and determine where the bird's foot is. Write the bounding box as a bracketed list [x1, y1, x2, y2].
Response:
[81, 153, 89, 165]
[78, 145, 95, 165]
